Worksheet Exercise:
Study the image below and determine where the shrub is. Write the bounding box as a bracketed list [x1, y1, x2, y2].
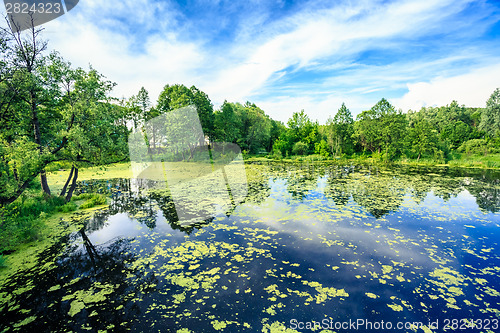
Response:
[79, 193, 107, 209]
[458, 139, 489, 155]
[0, 191, 74, 253]
[57, 202, 77, 213]
[292, 141, 308, 156]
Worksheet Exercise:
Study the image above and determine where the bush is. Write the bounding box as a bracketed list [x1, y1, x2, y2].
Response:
[79, 193, 107, 209]
[270, 147, 283, 160]
[0, 191, 68, 252]
[292, 141, 308, 156]
[57, 202, 77, 213]
[458, 139, 489, 155]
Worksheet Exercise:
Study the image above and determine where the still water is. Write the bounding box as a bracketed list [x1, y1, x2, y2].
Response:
[1, 163, 499, 332]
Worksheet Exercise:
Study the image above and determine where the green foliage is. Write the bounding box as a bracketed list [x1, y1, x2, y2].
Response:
[457, 139, 499, 155]
[407, 118, 439, 160]
[57, 202, 77, 213]
[275, 110, 319, 157]
[0, 39, 129, 206]
[0, 191, 67, 252]
[479, 88, 500, 138]
[292, 141, 309, 155]
[157, 84, 215, 140]
[0, 255, 6, 268]
[327, 103, 354, 156]
[355, 99, 407, 160]
[213, 101, 274, 154]
[315, 139, 330, 157]
[78, 193, 107, 209]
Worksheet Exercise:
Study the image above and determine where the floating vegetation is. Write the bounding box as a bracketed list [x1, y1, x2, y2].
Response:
[1, 162, 499, 331]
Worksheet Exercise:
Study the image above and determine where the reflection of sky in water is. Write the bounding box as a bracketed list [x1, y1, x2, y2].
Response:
[87, 213, 145, 245]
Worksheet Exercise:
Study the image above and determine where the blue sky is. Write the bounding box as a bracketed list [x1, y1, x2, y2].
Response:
[6, 0, 500, 123]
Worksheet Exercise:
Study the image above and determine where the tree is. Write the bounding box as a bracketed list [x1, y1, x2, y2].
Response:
[0, 25, 128, 205]
[479, 88, 500, 139]
[292, 141, 308, 155]
[126, 87, 150, 130]
[354, 98, 406, 159]
[156, 84, 214, 143]
[327, 103, 354, 156]
[213, 101, 240, 143]
[407, 118, 438, 160]
[284, 109, 318, 155]
[0, 19, 52, 195]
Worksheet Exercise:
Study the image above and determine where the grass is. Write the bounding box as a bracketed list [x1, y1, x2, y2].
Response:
[75, 193, 107, 209]
[0, 188, 108, 265]
[0, 191, 68, 253]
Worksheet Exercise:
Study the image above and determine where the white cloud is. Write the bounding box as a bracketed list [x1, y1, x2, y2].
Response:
[205, 0, 479, 108]
[256, 94, 370, 124]
[394, 62, 500, 111]
[44, 5, 205, 100]
[18, 0, 499, 122]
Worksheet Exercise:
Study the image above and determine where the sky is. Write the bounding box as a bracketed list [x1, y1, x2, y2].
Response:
[3, 0, 500, 123]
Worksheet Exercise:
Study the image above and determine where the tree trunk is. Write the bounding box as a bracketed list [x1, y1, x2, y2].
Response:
[40, 170, 51, 195]
[31, 92, 51, 195]
[60, 166, 75, 197]
[65, 167, 79, 202]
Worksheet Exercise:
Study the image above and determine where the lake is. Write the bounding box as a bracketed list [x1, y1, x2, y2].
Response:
[1, 162, 499, 332]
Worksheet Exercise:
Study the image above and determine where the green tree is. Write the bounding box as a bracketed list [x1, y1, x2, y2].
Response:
[354, 98, 406, 159]
[213, 101, 240, 143]
[479, 88, 500, 139]
[156, 84, 214, 143]
[235, 102, 272, 153]
[285, 110, 318, 155]
[0, 28, 128, 205]
[126, 87, 150, 130]
[407, 118, 438, 160]
[292, 141, 308, 155]
[327, 103, 354, 156]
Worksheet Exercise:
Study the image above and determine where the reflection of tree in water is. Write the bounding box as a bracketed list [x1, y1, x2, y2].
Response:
[75, 165, 500, 231]
[324, 165, 356, 206]
[464, 176, 500, 213]
[323, 164, 500, 217]
[323, 165, 406, 217]
[267, 162, 326, 200]
[0, 224, 153, 332]
[76, 178, 240, 234]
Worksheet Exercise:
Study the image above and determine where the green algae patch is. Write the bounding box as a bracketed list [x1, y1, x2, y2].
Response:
[387, 303, 404, 312]
[47, 162, 133, 188]
[68, 300, 85, 317]
[13, 315, 37, 328]
[262, 321, 301, 333]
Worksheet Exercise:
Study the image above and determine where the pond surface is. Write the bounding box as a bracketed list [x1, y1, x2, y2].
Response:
[1, 163, 500, 332]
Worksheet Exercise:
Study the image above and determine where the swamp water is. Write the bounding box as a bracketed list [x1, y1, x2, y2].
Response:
[0, 163, 499, 332]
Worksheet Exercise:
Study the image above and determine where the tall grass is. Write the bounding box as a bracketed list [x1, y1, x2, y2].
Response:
[0, 191, 75, 254]
[73, 193, 107, 209]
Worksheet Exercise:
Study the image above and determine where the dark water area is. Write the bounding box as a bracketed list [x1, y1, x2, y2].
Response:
[1, 163, 499, 332]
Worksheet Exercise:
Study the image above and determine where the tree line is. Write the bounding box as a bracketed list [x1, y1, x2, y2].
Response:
[1, 26, 500, 207]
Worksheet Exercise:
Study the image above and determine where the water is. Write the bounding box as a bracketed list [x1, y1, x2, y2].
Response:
[1, 163, 499, 332]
